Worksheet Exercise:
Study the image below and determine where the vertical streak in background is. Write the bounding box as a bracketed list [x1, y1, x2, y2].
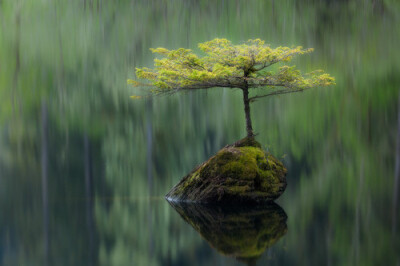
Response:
[146, 98, 153, 195]
[41, 100, 49, 265]
[55, 1, 65, 114]
[393, 93, 400, 235]
[146, 98, 154, 256]
[12, 4, 21, 120]
[84, 133, 95, 266]
[353, 157, 364, 265]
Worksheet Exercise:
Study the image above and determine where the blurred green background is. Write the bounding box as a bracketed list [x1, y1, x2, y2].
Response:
[0, 0, 399, 265]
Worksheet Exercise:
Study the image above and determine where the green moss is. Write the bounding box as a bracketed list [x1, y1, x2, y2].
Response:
[227, 185, 251, 194]
[219, 147, 264, 180]
[166, 138, 287, 203]
[188, 169, 201, 183]
[221, 161, 257, 179]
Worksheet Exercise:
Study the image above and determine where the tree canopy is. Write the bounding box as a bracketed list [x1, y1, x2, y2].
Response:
[130, 38, 335, 137]
[129, 38, 335, 100]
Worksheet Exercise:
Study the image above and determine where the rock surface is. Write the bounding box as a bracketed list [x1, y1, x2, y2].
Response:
[165, 137, 287, 203]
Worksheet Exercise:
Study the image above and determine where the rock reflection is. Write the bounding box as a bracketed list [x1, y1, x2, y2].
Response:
[168, 201, 287, 265]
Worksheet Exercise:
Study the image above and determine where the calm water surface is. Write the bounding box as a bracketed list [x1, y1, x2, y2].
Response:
[0, 1, 399, 265]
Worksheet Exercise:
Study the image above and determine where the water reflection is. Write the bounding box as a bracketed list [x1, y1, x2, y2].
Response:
[168, 201, 287, 265]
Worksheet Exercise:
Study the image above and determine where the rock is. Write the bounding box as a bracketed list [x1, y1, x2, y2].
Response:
[168, 201, 287, 264]
[165, 137, 287, 203]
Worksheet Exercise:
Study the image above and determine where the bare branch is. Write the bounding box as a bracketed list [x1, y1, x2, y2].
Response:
[248, 88, 305, 102]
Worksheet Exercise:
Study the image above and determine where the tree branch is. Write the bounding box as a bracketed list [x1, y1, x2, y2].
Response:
[248, 88, 305, 102]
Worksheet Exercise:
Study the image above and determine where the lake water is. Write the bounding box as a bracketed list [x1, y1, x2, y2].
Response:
[1, 1, 399, 265]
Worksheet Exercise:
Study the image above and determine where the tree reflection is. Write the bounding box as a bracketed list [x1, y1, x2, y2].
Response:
[168, 201, 287, 265]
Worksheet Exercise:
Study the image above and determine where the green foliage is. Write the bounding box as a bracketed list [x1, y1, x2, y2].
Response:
[131, 38, 335, 95]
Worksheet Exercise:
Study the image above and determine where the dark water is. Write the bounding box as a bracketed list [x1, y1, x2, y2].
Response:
[1, 1, 399, 265]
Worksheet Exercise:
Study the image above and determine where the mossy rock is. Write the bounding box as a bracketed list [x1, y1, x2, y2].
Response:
[166, 137, 287, 203]
[168, 201, 287, 264]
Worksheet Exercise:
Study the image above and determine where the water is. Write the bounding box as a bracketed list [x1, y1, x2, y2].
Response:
[0, 1, 399, 265]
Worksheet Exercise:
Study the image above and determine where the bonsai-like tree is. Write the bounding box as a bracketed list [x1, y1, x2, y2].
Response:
[129, 38, 335, 138]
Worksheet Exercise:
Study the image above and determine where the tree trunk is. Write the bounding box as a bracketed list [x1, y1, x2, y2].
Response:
[242, 87, 254, 138]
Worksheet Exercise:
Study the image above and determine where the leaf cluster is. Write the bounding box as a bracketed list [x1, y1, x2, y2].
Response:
[130, 38, 335, 96]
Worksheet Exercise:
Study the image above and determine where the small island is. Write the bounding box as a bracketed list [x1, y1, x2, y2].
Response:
[166, 137, 286, 203]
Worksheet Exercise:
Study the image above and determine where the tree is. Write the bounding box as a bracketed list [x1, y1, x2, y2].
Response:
[129, 38, 335, 138]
